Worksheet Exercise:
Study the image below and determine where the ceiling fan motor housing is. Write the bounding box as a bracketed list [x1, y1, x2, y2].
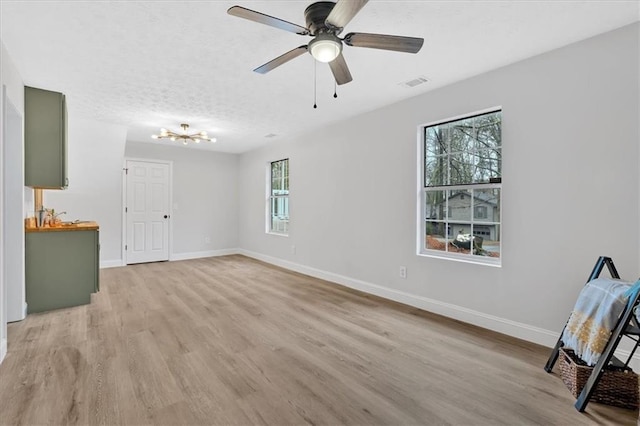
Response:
[304, 1, 340, 35]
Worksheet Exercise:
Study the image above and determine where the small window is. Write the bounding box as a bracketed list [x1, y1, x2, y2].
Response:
[268, 159, 289, 235]
[420, 109, 502, 264]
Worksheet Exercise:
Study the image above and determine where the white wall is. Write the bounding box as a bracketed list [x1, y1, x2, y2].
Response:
[238, 23, 640, 347]
[4, 97, 24, 323]
[125, 142, 239, 259]
[0, 39, 25, 363]
[45, 117, 127, 267]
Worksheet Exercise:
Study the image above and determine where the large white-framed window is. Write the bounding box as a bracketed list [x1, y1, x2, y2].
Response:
[268, 158, 289, 235]
[419, 108, 502, 265]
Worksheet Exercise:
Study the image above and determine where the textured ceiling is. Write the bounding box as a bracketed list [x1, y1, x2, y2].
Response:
[1, 1, 638, 153]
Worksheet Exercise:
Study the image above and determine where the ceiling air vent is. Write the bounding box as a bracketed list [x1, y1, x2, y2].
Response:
[399, 76, 429, 88]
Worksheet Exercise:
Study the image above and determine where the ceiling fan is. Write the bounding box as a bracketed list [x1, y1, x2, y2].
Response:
[227, 0, 424, 85]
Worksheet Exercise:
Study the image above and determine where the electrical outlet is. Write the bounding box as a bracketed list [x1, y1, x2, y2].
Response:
[399, 266, 407, 279]
[291, 245, 296, 254]
[204, 236, 211, 244]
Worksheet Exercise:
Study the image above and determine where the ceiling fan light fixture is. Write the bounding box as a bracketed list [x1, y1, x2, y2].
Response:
[309, 33, 342, 63]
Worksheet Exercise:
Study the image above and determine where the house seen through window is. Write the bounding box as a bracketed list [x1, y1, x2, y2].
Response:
[269, 159, 289, 235]
[420, 109, 501, 264]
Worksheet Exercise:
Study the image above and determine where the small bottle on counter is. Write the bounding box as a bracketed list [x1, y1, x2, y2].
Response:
[37, 208, 46, 228]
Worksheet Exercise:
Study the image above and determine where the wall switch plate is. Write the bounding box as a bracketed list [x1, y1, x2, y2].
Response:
[399, 266, 407, 279]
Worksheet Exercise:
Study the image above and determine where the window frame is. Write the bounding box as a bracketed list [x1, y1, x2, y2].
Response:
[266, 158, 290, 236]
[417, 107, 502, 266]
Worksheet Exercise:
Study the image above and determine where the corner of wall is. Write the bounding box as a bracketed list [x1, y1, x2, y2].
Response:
[0, 337, 6, 364]
[100, 259, 125, 269]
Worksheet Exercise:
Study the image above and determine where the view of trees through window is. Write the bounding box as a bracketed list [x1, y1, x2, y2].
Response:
[269, 159, 289, 234]
[422, 110, 502, 261]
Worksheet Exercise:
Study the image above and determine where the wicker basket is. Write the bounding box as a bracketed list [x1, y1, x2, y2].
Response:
[559, 347, 639, 410]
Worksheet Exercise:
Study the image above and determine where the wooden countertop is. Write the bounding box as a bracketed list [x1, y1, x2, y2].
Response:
[26, 221, 99, 233]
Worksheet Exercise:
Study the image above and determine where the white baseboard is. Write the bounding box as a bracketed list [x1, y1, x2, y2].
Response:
[0, 338, 6, 365]
[103, 249, 240, 268]
[170, 248, 239, 262]
[239, 249, 560, 348]
[240, 249, 640, 368]
[100, 259, 124, 269]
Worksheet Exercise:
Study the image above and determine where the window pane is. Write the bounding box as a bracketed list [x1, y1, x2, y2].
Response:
[474, 188, 500, 222]
[282, 159, 289, 192]
[425, 154, 448, 186]
[270, 196, 289, 233]
[474, 111, 502, 151]
[474, 224, 500, 258]
[424, 110, 501, 187]
[425, 222, 448, 252]
[474, 148, 501, 183]
[425, 126, 447, 156]
[271, 161, 280, 195]
[449, 223, 473, 253]
[271, 159, 289, 196]
[449, 152, 475, 185]
[447, 189, 471, 221]
[425, 190, 446, 221]
[449, 117, 475, 154]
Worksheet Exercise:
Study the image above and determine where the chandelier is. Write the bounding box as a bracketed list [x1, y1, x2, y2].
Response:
[151, 123, 216, 145]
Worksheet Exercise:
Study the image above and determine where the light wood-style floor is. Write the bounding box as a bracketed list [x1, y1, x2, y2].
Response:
[0, 255, 635, 425]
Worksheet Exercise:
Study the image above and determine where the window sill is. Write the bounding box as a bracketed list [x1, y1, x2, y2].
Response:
[418, 250, 501, 267]
[266, 231, 289, 237]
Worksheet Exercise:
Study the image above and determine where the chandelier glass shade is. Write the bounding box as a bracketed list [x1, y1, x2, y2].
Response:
[152, 123, 216, 145]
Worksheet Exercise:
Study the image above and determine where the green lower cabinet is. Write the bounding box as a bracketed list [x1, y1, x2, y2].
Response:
[26, 230, 99, 314]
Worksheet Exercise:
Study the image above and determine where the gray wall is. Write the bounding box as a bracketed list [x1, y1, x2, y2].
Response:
[237, 23, 640, 345]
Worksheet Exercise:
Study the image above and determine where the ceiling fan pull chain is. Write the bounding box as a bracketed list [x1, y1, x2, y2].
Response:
[313, 59, 318, 109]
[334, 80, 337, 99]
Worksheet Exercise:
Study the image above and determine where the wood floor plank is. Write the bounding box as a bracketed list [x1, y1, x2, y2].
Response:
[0, 254, 636, 425]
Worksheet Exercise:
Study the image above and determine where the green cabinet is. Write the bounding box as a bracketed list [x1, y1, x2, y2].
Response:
[25, 230, 99, 313]
[24, 86, 68, 189]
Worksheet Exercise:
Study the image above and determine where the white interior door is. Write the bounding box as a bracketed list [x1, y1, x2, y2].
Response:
[126, 160, 170, 264]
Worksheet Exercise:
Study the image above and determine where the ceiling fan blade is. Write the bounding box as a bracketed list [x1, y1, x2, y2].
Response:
[343, 32, 424, 53]
[227, 6, 310, 35]
[328, 53, 353, 85]
[253, 46, 309, 74]
[325, 0, 368, 30]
